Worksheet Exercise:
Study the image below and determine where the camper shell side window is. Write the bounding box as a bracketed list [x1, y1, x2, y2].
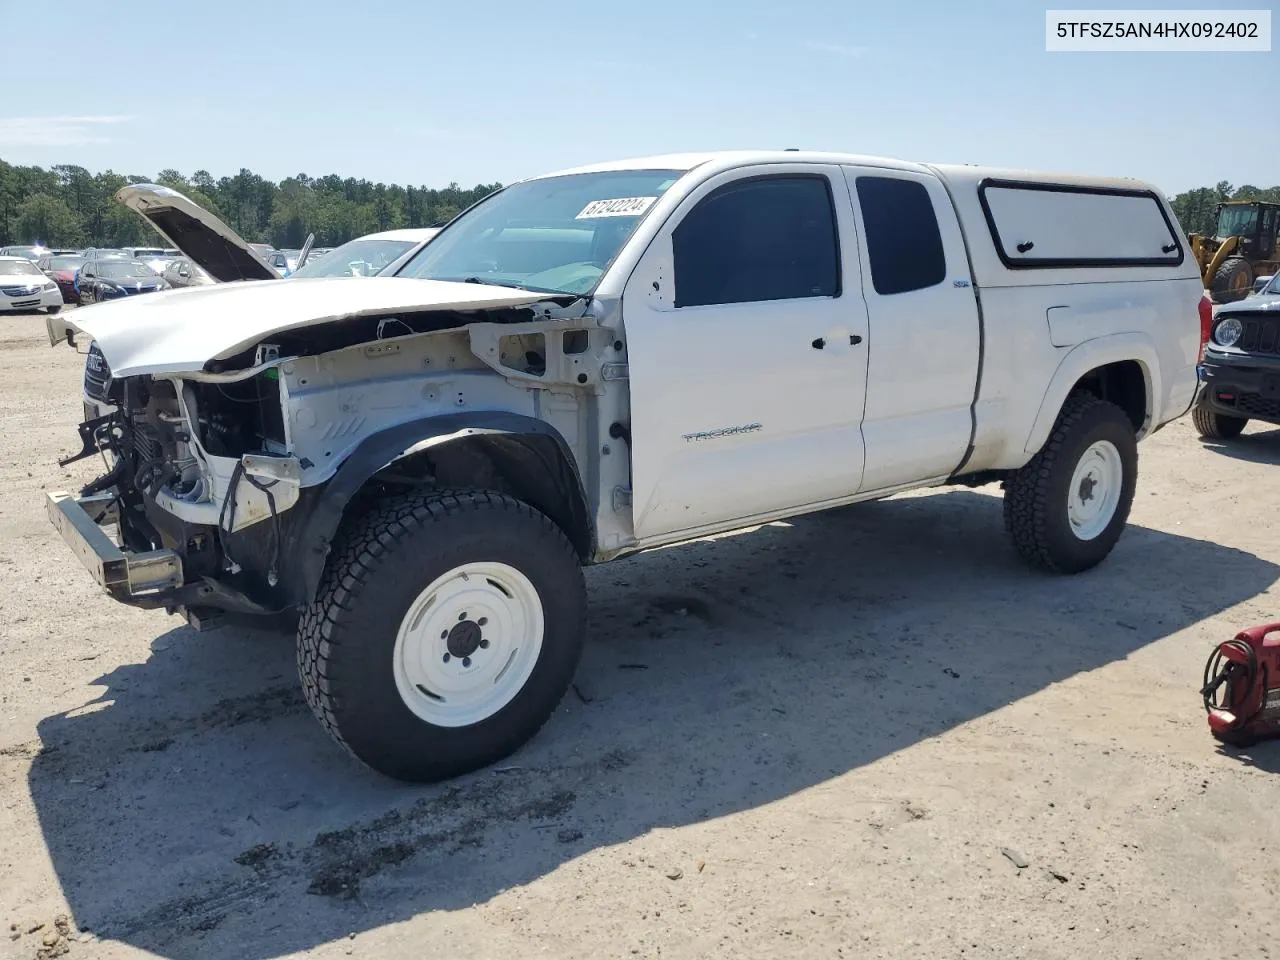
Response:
[977, 179, 1184, 269]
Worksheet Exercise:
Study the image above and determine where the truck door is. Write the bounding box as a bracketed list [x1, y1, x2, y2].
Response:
[622, 164, 870, 542]
[839, 166, 982, 492]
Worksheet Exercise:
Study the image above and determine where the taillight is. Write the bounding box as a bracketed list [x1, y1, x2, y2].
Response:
[1198, 294, 1213, 363]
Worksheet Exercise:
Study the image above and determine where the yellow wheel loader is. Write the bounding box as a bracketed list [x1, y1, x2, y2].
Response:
[1188, 200, 1280, 303]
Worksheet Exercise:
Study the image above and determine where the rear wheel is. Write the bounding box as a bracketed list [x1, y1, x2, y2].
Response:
[1212, 257, 1254, 303]
[297, 489, 586, 782]
[1004, 392, 1138, 573]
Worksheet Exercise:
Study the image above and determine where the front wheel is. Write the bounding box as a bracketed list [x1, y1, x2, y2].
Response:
[1004, 392, 1138, 574]
[1191, 402, 1248, 440]
[45, 304, 61, 315]
[297, 489, 586, 782]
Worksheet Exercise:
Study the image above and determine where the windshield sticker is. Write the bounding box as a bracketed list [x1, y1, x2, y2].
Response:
[575, 196, 658, 219]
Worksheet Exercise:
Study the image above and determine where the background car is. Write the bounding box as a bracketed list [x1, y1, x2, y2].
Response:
[0, 244, 49, 262]
[160, 257, 214, 289]
[263, 249, 292, 275]
[77, 258, 168, 304]
[0, 255, 63, 314]
[122, 246, 166, 260]
[78, 247, 130, 261]
[289, 227, 439, 278]
[36, 253, 87, 303]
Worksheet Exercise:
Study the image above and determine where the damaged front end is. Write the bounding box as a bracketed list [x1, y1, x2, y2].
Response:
[44, 275, 603, 628]
[48, 358, 306, 624]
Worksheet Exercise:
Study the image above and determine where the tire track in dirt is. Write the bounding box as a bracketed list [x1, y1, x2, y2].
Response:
[96, 748, 636, 948]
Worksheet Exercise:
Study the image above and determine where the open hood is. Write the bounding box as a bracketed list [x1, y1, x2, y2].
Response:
[115, 183, 281, 283]
[47, 275, 562, 378]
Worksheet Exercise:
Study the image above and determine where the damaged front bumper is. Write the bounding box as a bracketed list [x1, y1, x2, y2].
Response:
[45, 491, 183, 600]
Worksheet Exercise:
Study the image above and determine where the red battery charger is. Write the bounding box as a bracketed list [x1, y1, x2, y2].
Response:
[1203, 622, 1280, 746]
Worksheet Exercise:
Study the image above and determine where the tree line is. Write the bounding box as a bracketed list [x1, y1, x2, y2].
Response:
[0, 159, 502, 249]
[2, 157, 1278, 249]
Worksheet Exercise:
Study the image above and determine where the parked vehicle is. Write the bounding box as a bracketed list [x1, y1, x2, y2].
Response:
[1194, 271, 1280, 439]
[76, 258, 168, 304]
[262, 250, 292, 275]
[0, 256, 63, 313]
[1, 244, 50, 262]
[289, 227, 438, 278]
[123, 246, 167, 261]
[44, 150, 1203, 783]
[79, 248, 131, 261]
[160, 257, 214, 289]
[36, 253, 87, 303]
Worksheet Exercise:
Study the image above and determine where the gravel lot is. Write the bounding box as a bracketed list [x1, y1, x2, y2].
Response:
[3, 305, 1280, 960]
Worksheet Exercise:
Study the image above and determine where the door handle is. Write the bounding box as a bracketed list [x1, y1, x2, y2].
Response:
[812, 335, 864, 350]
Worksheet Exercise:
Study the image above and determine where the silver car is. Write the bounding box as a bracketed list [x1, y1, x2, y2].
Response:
[160, 257, 214, 289]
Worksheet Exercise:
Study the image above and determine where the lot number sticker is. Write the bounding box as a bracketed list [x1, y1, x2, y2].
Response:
[575, 196, 658, 219]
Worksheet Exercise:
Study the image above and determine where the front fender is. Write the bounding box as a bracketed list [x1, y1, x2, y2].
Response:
[1023, 332, 1161, 455]
[284, 411, 591, 605]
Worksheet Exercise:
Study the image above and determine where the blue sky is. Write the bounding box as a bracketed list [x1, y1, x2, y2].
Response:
[1, 0, 1275, 195]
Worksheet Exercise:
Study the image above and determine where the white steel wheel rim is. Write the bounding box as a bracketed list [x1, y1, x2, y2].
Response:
[1067, 440, 1123, 541]
[392, 561, 544, 728]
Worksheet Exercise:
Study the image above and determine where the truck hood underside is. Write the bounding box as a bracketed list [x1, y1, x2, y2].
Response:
[48, 276, 566, 378]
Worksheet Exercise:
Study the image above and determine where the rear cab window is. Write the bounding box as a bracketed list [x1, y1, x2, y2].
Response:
[854, 176, 947, 295]
[978, 180, 1183, 268]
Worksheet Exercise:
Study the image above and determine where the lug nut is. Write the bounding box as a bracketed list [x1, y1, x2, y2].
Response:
[442, 653, 451, 663]
[458, 612, 467, 621]
[479, 639, 490, 649]
[478, 617, 488, 626]
[440, 630, 448, 639]
[462, 657, 472, 668]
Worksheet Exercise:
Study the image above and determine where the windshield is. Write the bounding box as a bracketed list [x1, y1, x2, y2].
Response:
[1263, 273, 1280, 296]
[1218, 205, 1259, 237]
[0, 259, 42, 276]
[395, 169, 683, 295]
[50, 256, 84, 270]
[4, 246, 41, 259]
[100, 261, 159, 279]
[290, 238, 416, 278]
[131, 248, 165, 257]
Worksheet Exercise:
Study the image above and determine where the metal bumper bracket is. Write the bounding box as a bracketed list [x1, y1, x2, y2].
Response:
[45, 491, 183, 597]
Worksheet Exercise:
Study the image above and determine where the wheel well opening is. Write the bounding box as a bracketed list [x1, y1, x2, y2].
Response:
[1073, 360, 1148, 433]
[354, 434, 594, 560]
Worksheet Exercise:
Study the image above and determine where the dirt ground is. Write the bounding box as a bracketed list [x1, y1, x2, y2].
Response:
[2, 305, 1280, 960]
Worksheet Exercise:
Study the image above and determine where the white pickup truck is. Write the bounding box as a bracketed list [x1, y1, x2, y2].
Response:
[44, 150, 1208, 782]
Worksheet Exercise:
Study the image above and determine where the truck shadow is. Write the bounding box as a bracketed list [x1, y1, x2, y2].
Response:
[26, 489, 1280, 958]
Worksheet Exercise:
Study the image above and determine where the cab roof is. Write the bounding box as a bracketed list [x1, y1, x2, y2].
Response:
[529, 150, 1164, 196]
